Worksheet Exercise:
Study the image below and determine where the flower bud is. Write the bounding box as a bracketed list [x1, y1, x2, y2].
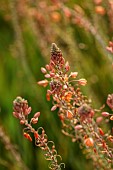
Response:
[45, 64, 51, 71]
[37, 80, 48, 87]
[78, 78, 87, 86]
[45, 74, 51, 78]
[34, 131, 39, 139]
[84, 137, 94, 147]
[101, 112, 110, 117]
[66, 110, 73, 119]
[33, 112, 40, 118]
[51, 105, 57, 111]
[41, 67, 47, 74]
[23, 132, 32, 142]
[20, 120, 25, 124]
[98, 128, 104, 136]
[75, 125, 83, 130]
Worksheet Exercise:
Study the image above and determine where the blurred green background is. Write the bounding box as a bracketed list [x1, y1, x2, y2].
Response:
[0, 0, 113, 170]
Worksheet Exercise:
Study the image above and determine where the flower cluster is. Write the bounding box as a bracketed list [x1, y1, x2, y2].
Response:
[13, 96, 64, 170]
[38, 43, 113, 169]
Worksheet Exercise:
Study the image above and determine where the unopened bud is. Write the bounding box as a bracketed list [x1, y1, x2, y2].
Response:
[45, 74, 51, 78]
[84, 137, 94, 147]
[101, 112, 110, 117]
[33, 112, 40, 118]
[37, 80, 48, 87]
[20, 120, 25, 124]
[75, 125, 83, 130]
[98, 128, 104, 136]
[45, 64, 51, 71]
[51, 105, 57, 111]
[41, 67, 47, 74]
[78, 78, 87, 86]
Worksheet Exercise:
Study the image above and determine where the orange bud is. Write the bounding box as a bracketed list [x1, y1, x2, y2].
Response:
[59, 114, 65, 121]
[66, 110, 73, 119]
[110, 116, 113, 120]
[98, 128, 104, 136]
[23, 133, 32, 142]
[46, 92, 51, 101]
[51, 12, 61, 22]
[84, 137, 94, 147]
[34, 131, 39, 139]
[95, 6, 106, 15]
